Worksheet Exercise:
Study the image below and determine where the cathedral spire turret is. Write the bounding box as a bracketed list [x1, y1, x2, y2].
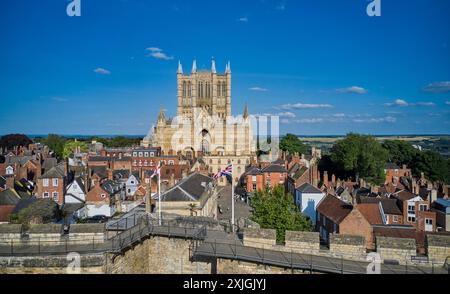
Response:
[192, 59, 197, 74]
[225, 61, 231, 74]
[211, 58, 216, 74]
[243, 102, 249, 119]
[177, 60, 183, 74]
[158, 106, 166, 124]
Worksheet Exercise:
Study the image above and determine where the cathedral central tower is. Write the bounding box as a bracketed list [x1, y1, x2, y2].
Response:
[177, 60, 231, 119]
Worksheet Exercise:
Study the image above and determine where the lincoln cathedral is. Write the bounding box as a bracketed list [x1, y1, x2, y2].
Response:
[142, 60, 257, 182]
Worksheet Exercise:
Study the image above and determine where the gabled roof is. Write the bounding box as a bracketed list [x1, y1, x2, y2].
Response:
[101, 180, 122, 195]
[297, 183, 323, 194]
[244, 166, 262, 176]
[393, 190, 419, 201]
[90, 166, 107, 179]
[113, 169, 130, 180]
[158, 173, 213, 202]
[288, 163, 308, 180]
[42, 158, 57, 172]
[357, 204, 383, 225]
[317, 194, 353, 224]
[359, 196, 402, 215]
[41, 163, 65, 179]
[0, 189, 21, 206]
[68, 177, 86, 194]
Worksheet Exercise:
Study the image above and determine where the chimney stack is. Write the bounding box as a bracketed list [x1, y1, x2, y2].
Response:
[324, 171, 329, 187]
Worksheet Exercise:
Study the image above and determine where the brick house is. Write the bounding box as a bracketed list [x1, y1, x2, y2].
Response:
[358, 196, 403, 225]
[339, 203, 384, 250]
[316, 194, 353, 243]
[244, 164, 287, 193]
[384, 163, 411, 185]
[35, 163, 66, 205]
[391, 190, 437, 232]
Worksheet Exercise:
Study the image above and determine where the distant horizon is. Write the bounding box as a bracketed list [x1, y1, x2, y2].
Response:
[3, 133, 449, 139]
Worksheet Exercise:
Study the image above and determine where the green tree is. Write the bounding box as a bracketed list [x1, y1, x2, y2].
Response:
[412, 150, 449, 183]
[42, 134, 66, 159]
[10, 199, 60, 225]
[382, 140, 418, 166]
[330, 133, 388, 185]
[63, 140, 88, 159]
[250, 185, 313, 243]
[0, 134, 33, 150]
[280, 134, 308, 155]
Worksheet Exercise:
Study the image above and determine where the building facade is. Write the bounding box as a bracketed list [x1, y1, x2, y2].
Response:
[142, 60, 256, 182]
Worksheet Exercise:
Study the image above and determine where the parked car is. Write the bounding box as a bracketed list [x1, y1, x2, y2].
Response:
[85, 215, 109, 223]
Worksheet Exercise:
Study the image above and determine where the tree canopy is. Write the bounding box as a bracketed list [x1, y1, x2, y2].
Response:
[329, 133, 388, 185]
[280, 134, 308, 155]
[250, 185, 313, 243]
[381, 140, 418, 167]
[10, 199, 60, 225]
[63, 140, 88, 159]
[41, 134, 66, 159]
[0, 134, 33, 150]
[412, 150, 449, 183]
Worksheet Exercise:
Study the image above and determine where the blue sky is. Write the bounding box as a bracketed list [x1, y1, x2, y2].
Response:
[0, 0, 449, 136]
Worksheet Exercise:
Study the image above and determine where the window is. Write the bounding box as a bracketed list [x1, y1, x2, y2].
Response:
[53, 192, 58, 202]
[130, 181, 135, 185]
[407, 205, 415, 215]
[252, 183, 257, 191]
[407, 216, 416, 223]
[139, 152, 143, 157]
[43, 179, 49, 187]
[52, 178, 58, 187]
[393, 215, 399, 223]
[43, 192, 50, 198]
[425, 219, 433, 225]
[73, 184, 78, 189]
[150, 161, 154, 167]
[144, 152, 149, 157]
[150, 152, 155, 157]
[419, 204, 428, 211]
[101, 194, 106, 199]
[144, 161, 148, 166]
[169, 160, 175, 165]
[6, 166, 13, 175]
[133, 152, 137, 157]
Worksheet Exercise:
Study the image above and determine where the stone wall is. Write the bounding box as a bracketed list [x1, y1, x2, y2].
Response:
[376, 236, 416, 265]
[0, 254, 104, 274]
[426, 234, 450, 266]
[216, 259, 309, 274]
[243, 228, 276, 249]
[329, 234, 366, 261]
[285, 231, 320, 255]
[106, 236, 211, 274]
[0, 224, 22, 244]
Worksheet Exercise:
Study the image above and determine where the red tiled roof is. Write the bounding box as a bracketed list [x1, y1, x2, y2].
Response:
[317, 194, 352, 224]
[357, 203, 383, 225]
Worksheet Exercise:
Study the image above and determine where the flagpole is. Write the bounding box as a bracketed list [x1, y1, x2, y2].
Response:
[158, 168, 161, 226]
[231, 162, 235, 233]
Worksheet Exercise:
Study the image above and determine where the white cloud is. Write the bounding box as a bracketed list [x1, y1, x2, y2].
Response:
[336, 86, 368, 94]
[145, 47, 174, 60]
[249, 87, 269, 92]
[279, 103, 333, 110]
[277, 112, 296, 118]
[94, 68, 111, 75]
[423, 81, 450, 93]
[384, 99, 435, 107]
[332, 113, 346, 118]
[446, 101, 450, 105]
[238, 17, 248, 22]
[51, 97, 68, 102]
[352, 116, 397, 123]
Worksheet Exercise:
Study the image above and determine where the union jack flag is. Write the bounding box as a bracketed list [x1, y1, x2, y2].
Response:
[213, 164, 233, 180]
[151, 163, 161, 179]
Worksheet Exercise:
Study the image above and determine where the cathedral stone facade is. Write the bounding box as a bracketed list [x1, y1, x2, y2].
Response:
[142, 60, 256, 182]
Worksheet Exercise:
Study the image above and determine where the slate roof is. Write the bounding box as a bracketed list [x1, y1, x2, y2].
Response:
[385, 163, 401, 170]
[101, 180, 123, 195]
[359, 197, 402, 215]
[0, 189, 21, 206]
[158, 173, 213, 202]
[0, 176, 6, 188]
[73, 177, 86, 193]
[41, 163, 65, 178]
[317, 194, 353, 224]
[89, 156, 110, 162]
[297, 183, 323, 194]
[244, 166, 262, 176]
[288, 163, 308, 180]
[113, 169, 130, 180]
[261, 164, 287, 173]
[91, 166, 107, 179]
[42, 158, 57, 172]
[4, 156, 33, 165]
